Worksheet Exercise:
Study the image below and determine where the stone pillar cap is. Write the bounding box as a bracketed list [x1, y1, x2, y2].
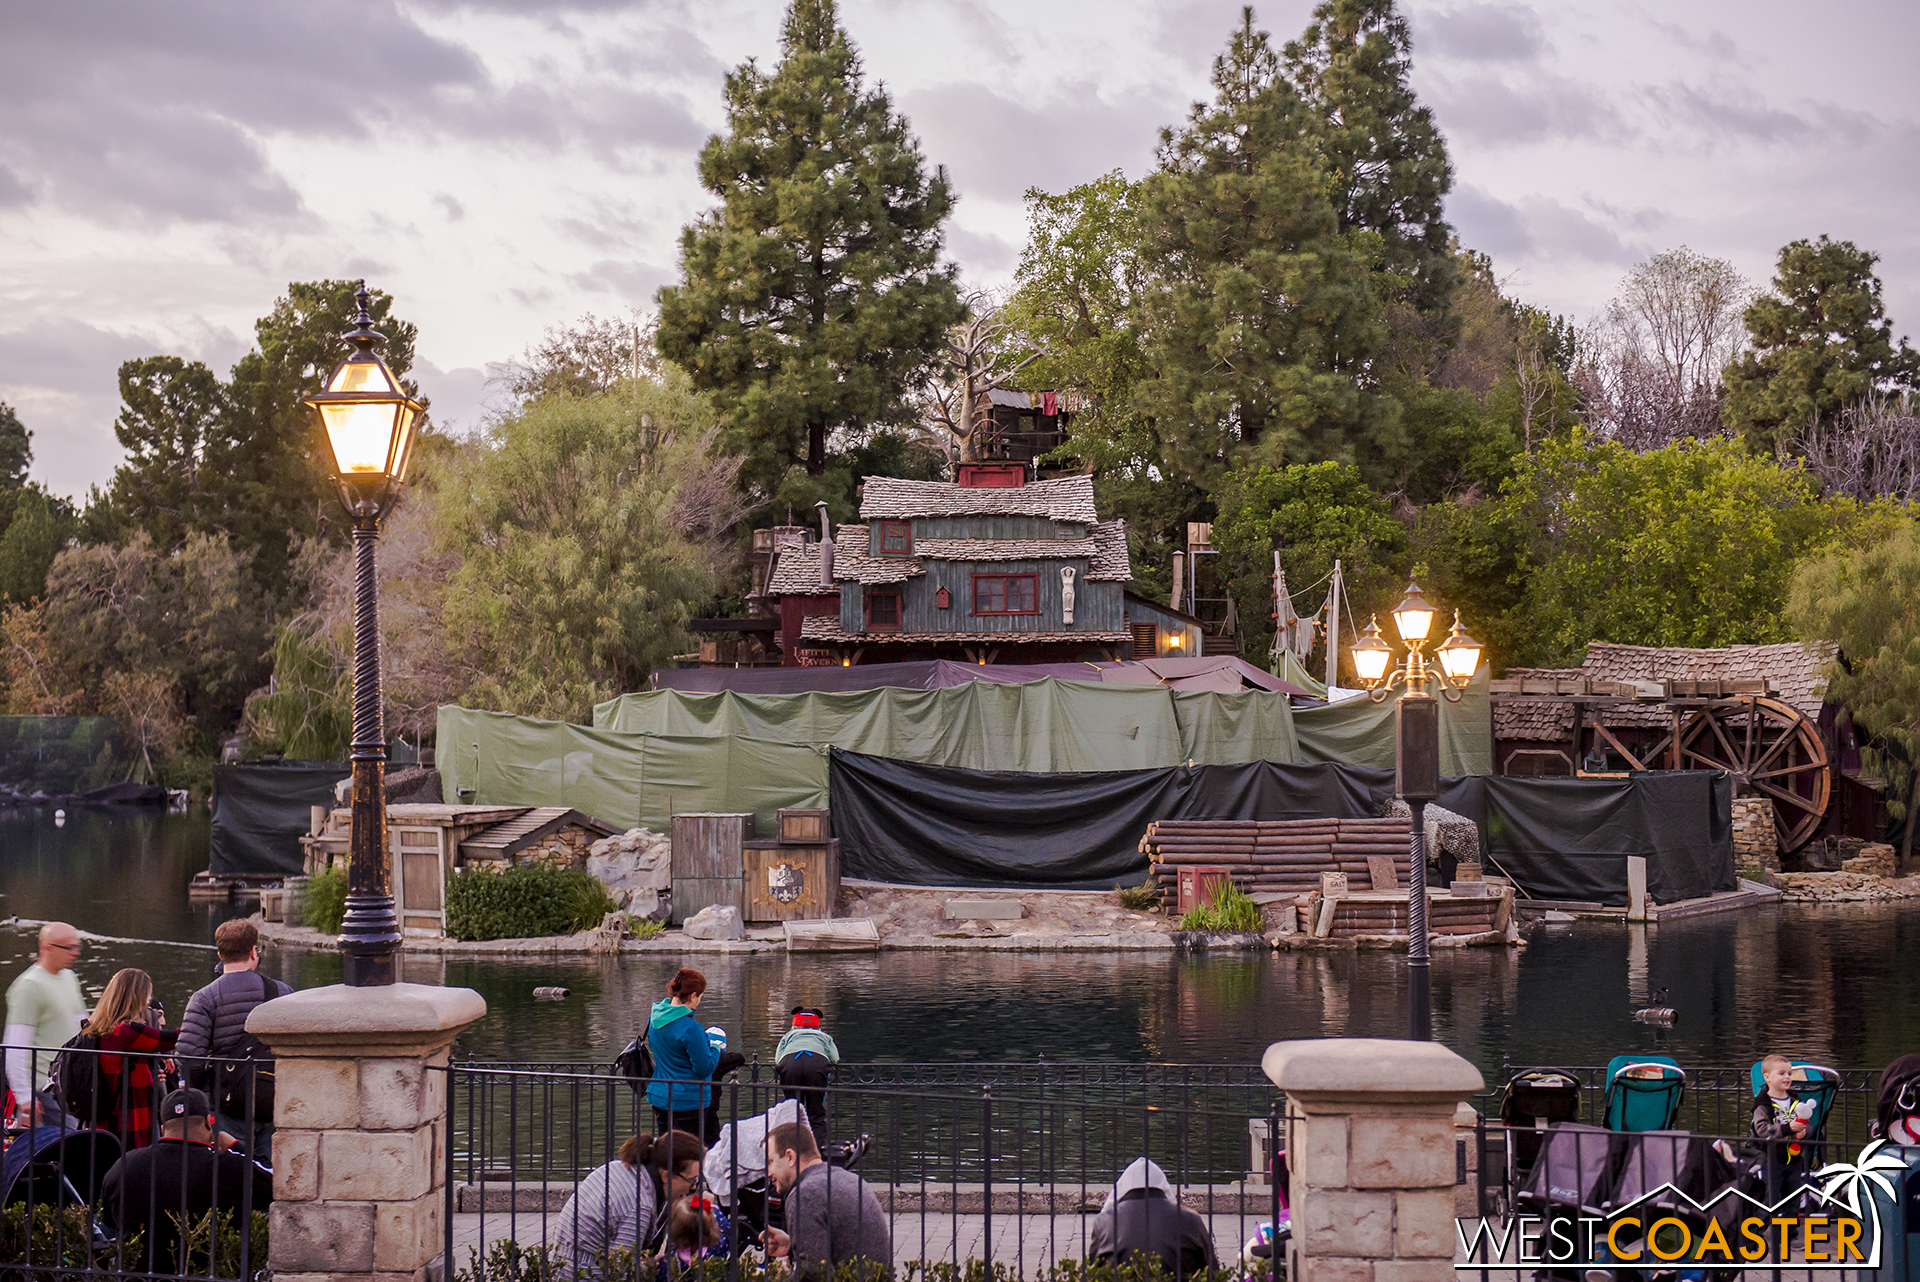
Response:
[1264, 1038, 1485, 1096]
[247, 982, 486, 1041]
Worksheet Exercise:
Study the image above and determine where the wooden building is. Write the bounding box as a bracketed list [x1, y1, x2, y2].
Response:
[767, 467, 1137, 665]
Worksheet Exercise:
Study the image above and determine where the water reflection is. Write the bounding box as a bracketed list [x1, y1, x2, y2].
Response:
[0, 809, 1913, 1077]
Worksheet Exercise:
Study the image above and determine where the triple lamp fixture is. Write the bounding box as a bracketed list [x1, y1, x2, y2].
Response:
[1349, 582, 1483, 701]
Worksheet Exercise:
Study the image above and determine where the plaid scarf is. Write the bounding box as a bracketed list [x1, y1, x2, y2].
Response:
[99, 1022, 180, 1149]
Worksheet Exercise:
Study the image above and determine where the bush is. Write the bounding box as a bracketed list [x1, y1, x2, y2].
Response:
[302, 867, 348, 933]
[628, 916, 665, 940]
[445, 862, 618, 941]
[1115, 880, 1161, 912]
[1178, 879, 1264, 934]
[0, 1202, 141, 1277]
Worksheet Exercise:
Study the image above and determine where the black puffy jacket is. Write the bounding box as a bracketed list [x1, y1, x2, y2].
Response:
[174, 969, 292, 1092]
[1087, 1189, 1218, 1280]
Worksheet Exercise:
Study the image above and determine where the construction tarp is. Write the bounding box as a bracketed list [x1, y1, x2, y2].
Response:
[645, 657, 1306, 696]
[592, 679, 1297, 770]
[1294, 671, 1493, 776]
[209, 760, 350, 877]
[826, 749, 1731, 900]
[436, 706, 828, 835]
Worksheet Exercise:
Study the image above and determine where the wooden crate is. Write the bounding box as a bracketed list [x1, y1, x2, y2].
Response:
[670, 813, 754, 879]
[1176, 865, 1232, 913]
[777, 808, 831, 845]
[743, 840, 839, 922]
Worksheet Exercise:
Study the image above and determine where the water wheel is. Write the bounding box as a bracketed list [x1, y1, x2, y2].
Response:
[1676, 697, 1830, 852]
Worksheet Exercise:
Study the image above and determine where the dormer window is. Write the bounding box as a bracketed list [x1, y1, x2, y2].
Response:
[879, 521, 912, 555]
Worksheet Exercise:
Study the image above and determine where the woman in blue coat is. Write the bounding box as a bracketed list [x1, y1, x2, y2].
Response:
[645, 968, 721, 1139]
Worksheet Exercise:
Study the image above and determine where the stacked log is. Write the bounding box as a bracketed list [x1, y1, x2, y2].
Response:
[1323, 896, 1499, 936]
[1140, 817, 1412, 899]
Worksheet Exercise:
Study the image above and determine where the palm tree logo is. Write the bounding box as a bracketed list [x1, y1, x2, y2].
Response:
[1814, 1140, 1909, 1220]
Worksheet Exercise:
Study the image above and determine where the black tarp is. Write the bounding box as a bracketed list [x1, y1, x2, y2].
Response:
[826, 749, 1733, 902]
[209, 761, 349, 877]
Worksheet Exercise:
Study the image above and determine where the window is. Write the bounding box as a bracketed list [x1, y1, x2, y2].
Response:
[879, 521, 913, 555]
[972, 573, 1039, 616]
[866, 590, 901, 631]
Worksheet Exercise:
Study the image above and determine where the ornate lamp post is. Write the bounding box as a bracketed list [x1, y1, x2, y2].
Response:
[302, 282, 424, 987]
[1351, 583, 1483, 1040]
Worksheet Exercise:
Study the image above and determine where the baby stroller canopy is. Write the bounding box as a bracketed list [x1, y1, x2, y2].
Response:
[1604, 1055, 1685, 1132]
[1, 1126, 122, 1208]
[1747, 1059, 1840, 1141]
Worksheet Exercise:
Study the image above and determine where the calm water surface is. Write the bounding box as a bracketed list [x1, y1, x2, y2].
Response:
[1, 809, 1913, 1077]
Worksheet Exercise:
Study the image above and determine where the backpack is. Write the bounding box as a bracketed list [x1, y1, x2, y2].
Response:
[52, 1031, 120, 1126]
[212, 972, 279, 1120]
[612, 1031, 654, 1096]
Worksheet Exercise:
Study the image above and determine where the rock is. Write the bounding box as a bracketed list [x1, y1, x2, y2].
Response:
[627, 885, 665, 921]
[587, 827, 673, 897]
[1842, 843, 1897, 879]
[684, 904, 744, 940]
[1731, 798, 1779, 872]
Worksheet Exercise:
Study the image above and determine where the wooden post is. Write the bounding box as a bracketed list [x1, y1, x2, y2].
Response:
[1626, 856, 1649, 922]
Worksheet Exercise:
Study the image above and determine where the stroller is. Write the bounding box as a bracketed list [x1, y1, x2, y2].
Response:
[1742, 1058, 1840, 1205]
[0, 1126, 123, 1254]
[1603, 1056, 1685, 1132]
[1747, 1059, 1839, 1141]
[704, 1100, 870, 1256]
[1499, 1068, 1583, 1197]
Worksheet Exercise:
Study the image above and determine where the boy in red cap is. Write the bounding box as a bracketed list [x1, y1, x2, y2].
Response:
[775, 1006, 838, 1130]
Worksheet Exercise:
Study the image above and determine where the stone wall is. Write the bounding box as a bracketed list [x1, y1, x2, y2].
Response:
[512, 827, 596, 870]
[1730, 797, 1778, 873]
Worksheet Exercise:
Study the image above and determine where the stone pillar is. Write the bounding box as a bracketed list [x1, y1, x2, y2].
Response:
[248, 982, 487, 1282]
[1264, 1038, 1485, 1282]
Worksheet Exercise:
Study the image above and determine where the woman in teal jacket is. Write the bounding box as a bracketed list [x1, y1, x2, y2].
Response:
[645, 968, 720, 1137]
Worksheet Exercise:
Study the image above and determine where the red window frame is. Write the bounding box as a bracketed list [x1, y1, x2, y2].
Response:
[866, 589, 902, 631]
[878, 521, 913, 555]
[971, 573, 1039, 616]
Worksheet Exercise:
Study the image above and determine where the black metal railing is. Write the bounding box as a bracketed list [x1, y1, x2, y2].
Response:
[0, 1040, 272, 1282]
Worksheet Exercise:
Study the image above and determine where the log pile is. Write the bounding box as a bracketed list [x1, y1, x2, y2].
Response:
[1318, 895, 1501, 937]
[1140, 818, 1412, 899]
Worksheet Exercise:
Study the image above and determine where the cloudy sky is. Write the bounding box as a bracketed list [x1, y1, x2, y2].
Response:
[3, 0, 1916, 500]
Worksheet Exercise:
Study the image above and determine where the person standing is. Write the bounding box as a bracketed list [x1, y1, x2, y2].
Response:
[88, 968, 178, 1149]
[175, 920, 291, 1160]
[775, 1006, 839, 1130]
[4, 922, 86, 1126]
[644, 968, 719, 1140]
[762, 1121, 891, 1280]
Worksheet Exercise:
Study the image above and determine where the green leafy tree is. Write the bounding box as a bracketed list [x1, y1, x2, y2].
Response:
[655, 0, 963, 499]
[1789, 523, 1920, 865]
[1211, 461, 1408, 666]
[89, 356, 226, 551]
[1132, 9, 1395, 490]
[0, 487, 79, 603]
[1283, 0, 1455, 315]
[1723, 236, 1920, 454]
[1496, 431, 1845, 664]
[435, 375, 736, 721]
[0, 403, 31, 489]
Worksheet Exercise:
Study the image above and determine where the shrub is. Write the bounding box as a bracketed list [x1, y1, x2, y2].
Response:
[1177, 879, 1264, 934]
[445, 863, 618, 941]
[302, 867, 348, 934]
[0, 1202, 142, 1275]
[628, 916, 666, 940]
[1115, 880, 1161, 912]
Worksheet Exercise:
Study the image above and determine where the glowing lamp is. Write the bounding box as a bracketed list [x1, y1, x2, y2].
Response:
[1350, 616, 1393, 686]
[1391, 581, 1436, 645]
[1436, 610, 1483, 683]
[304, 281, 424, 515]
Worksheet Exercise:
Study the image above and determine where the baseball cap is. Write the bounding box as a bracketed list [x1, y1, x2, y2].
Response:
[160, 1088, 213, 1121]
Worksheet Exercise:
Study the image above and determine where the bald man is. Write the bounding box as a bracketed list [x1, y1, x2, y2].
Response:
[5, 922, 86, 1126]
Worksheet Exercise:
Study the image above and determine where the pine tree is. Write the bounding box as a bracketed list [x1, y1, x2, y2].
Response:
[1284, 0, 1455, 315]
[1132, 7, 1395, 489]
[0, 403, 30, 490]
[1723, 235, 1920, 454]
[656, 0, 963, 499]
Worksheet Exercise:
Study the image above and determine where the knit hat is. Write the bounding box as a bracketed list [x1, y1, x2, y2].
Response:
[790, 1007, 822, 1029]
[161, 1087, 212, 1121]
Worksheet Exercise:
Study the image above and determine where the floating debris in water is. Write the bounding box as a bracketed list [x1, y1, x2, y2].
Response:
[533, 986, 570, 1000]
[1633, 987, 1678, 1025]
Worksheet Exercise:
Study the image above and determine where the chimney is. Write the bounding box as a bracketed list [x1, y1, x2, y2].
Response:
[816, 502, 834, 590]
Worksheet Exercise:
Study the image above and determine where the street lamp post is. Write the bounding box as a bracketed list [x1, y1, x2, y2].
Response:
[302, 282, 424, 987]
[1350, 584, 1483, 1040]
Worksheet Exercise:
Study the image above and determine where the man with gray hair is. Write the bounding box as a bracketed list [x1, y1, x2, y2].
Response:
[4, 922, 85, 1127]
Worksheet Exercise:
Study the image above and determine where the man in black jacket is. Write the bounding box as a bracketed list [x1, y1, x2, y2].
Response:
[1087, 1158, 1218, 1281]
[175, 920, 292, 1160]
[99, 1088, 274, 1274]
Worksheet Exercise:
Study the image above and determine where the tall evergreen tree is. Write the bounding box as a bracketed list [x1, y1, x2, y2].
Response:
[1723, 236, 1920, 455]
[1132, 8, 1395, 489]
[1284, 0, 1455, 315]
[655, 0, 963, 499]
[0, 402, 31, 490]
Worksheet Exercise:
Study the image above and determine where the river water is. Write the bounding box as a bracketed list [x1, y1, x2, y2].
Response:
[3, 809, 1914, 1078]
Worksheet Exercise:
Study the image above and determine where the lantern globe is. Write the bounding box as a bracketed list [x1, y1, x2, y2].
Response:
[1351, 616, 1394, 685]
[1437, 610, 1483, 682]
[1391, 581, 1437, 644]
[302, 281, 425, 513]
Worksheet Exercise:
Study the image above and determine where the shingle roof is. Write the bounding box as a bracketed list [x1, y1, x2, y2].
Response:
[799, 617, 1129, 645]
[913, 537, 1097, 561]
[768, 518, 1132, 592]
[860, 475, 1100, 522]
[767, 541, 830, 596]
[1088, 520, 1131, 582]
[1493, 642, 1838, 741]
[827, 526, 925, 584]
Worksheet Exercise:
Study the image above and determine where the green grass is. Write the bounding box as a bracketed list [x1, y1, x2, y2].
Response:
[1177, 878, 1264, 934]
[1115, 880, 1161, 912]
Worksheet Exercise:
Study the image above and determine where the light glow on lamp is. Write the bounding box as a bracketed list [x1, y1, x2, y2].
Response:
[1351, 616, 1393, 685]
[1390, 581, 1436, 644]
[303, 281, 424, 515]
[1437, 610, 1483, 683]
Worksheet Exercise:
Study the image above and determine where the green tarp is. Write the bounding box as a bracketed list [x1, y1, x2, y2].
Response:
[1295, 671, 1492, 775]
[436, 707, 828, 834]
